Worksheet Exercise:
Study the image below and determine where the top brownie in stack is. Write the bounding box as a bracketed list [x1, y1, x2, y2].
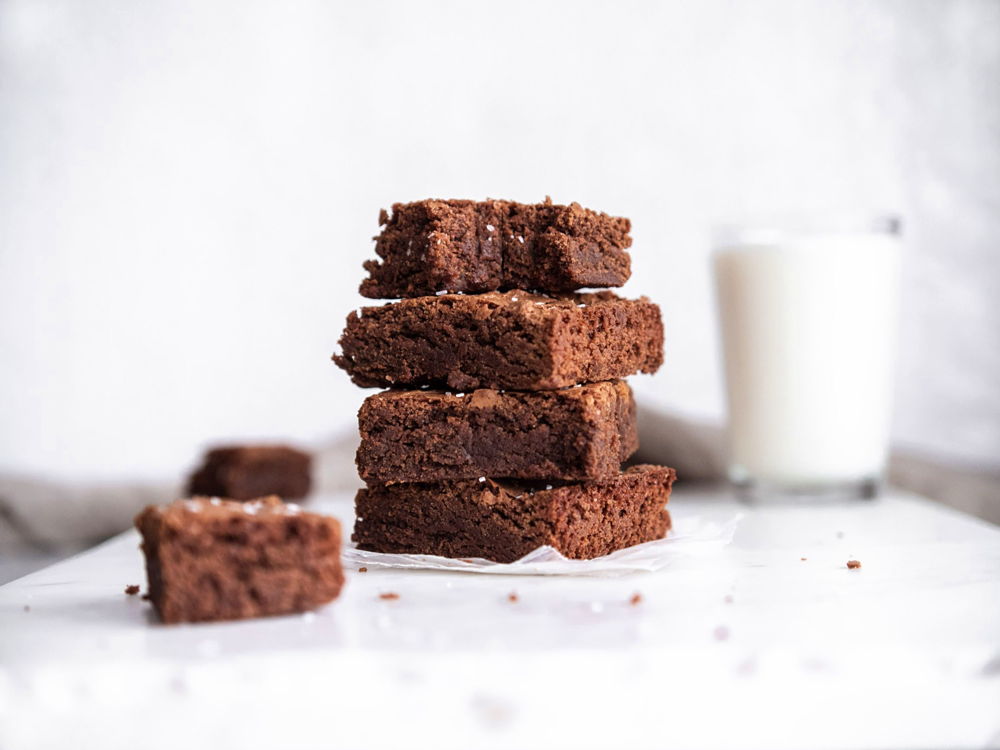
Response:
[360, 198, 632, 298]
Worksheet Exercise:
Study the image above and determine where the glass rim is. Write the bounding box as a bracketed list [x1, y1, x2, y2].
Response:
[712, 213, 902, 250]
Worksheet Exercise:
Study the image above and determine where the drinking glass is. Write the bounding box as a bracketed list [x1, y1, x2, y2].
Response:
[713, 216, 901, 501]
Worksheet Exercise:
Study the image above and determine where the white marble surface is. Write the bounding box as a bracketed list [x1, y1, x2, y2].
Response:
[1, 487, 998, 750]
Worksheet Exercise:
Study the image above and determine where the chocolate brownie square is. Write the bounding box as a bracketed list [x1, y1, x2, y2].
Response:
[353, 464, 675, 563]
[135, 496, 344, 624]
[360, 198, 632, 298]
[334, 291, 663, 391]
[187, 445, 312, 500]
[356, 381, 638, 482]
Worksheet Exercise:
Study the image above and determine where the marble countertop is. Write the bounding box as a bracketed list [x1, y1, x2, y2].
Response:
[1, 487, 998, 750]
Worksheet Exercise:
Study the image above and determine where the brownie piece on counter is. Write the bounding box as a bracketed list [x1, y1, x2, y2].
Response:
[135, 496, 344, 624]
[334, 291, 663, 391]
[360, 198, 632, 298]
[353, 464, 675, 563]
[187, 445, 312, 500]
[356, 381, 638, 482]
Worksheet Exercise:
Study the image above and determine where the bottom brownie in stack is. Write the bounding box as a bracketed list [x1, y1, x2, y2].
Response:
[353, 465, 675, 563]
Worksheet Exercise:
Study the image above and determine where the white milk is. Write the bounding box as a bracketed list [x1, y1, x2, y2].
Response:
[713, 225, 900, 494]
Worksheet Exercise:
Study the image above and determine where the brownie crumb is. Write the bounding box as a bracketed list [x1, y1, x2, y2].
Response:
[847, 559, 862, 569]
[629, 592, 643, 606]
[141, 593, 151, 601]
[714, 625, 730, 641]
[379, 592, 400, 601]
[507, 592, 519, 603]
[125, 584, 140, 596]
[723, 594, 733, 604]
[358, 567, 368, 573]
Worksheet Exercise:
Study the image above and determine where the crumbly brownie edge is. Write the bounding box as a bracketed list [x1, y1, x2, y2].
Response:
[548, 293, 663, 386]
[361, 200, 502, 298]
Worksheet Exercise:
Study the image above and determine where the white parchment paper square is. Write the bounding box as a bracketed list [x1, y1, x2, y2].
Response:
[342, 513, 742, 576]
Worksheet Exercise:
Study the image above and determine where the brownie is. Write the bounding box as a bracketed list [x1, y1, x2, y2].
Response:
[135, 496, 344, 624]
[353, 464, 675, 563]
[334, 290, 663, 391]
[187, 445, 312, 500]
[360, 198, 632, 298]
[356, 381, 638, 482]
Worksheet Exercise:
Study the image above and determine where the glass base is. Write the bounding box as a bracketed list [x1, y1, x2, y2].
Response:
[731, 475, 881, 504]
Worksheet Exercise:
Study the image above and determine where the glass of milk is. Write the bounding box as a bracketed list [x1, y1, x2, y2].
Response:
[713, 217, 901, 501]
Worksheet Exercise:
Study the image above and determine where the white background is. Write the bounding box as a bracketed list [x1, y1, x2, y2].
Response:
[1, 0, 998, 483]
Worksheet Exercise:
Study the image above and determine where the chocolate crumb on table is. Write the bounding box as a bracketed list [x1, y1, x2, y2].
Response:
[125, 584, 140, 596]
[360, 198, 632, 298]
[847, 559, 862, 569]
[334, 291, 663, 391]
[135, 496, 344, 624]
[629, 593, 643, 606]
[354, 465, 675, 563]
[507, 592, 519, 603]
[187, 444, 312, 501]
[358, 567, 368, 573]
[379, 592, 400, 601]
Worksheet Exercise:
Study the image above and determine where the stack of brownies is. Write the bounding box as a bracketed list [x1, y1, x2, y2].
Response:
[335, 198, 676, 563]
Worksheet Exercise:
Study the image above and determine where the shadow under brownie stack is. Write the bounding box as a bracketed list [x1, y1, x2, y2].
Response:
[334, 198, 677, 563]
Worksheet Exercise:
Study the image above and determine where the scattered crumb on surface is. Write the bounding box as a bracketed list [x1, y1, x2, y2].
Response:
[714, 625, 730, 641]
[735, 657, 756, 677]
[358, 567, 368, 573]
[379, 592, 400, 600]
[629, 592, 643, 606]
[141, 594, 151, 601]
[470, 692, 515, 729]
[723, 594, 734, 604]
[125, 584, 140, 596]
[847, 559, 862, 569]
[800, 557, 807, 561]
[801, 657, 831, 673]
[507, 592, 519, 603]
